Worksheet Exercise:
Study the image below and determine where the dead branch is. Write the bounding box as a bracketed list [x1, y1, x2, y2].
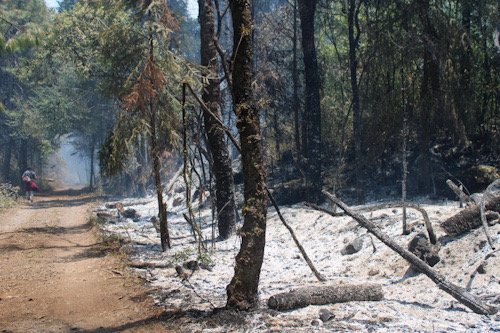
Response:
[466, 250, 499, 291]
[359, 202, 437, 245]
[321, 190, 497, 315]
[446, 179, 473, 208]
[268, 194, 326, 282]
[304, 202, 344, 217]
[306, 201, 437, 244]
[471, 193, 496, 249]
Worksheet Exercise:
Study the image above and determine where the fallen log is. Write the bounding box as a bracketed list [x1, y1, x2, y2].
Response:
[440, 196, 500, 237]
[322, 190, 498, 315]
[96, 211, 115, 219]
[129, 261, 173, 269]
[268, 283, 383, 311]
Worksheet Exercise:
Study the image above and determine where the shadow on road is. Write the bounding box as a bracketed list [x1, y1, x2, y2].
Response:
[29, 188, 107, 209]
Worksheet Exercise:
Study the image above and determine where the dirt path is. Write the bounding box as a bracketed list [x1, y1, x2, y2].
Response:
[0, 193, 169, 333]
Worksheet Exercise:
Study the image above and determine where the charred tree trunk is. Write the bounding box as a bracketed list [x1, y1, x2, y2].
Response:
[150, 110, 170, 251]
[148, 36, 170, 251]
[298, 0, 322, 202]
[292, 0, 301, 153]
[268, 284, 383, 311]
[443, 2, 470, 147]
[89, 136, 96, 189]
[226, 0, 268, 311]
[199, 0, 237, 240]
[417, 0, 440, 194]
[348, 0, 364, 204]
[18, 138, 28, 181]
[2, 137, 13, 182]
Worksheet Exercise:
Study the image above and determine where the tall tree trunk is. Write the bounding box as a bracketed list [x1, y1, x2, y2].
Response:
[298, 0, 322, 202]
[198, 0, 237, 240]
[292, 0, 301, 153]
[89, 136, 95, 189]
[150, 110, 170, 251]
[273, 107, 281, 157]
[417, 0, 439, 194]
[2, 137, 13, 182]
[19, 138, 28, 181]
[148, 36, 170, 251]
[226, 0, 268, 311]
[348, 0, 364, 203]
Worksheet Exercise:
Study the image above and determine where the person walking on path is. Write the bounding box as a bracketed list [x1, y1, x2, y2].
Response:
[22, 167, 38, 202]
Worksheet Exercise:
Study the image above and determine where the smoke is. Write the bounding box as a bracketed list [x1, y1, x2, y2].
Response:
[47, 134, 91, 189]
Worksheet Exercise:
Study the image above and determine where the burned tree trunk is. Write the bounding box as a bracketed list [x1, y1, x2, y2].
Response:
[298, 0, 322, 202]
[226, 0, 268, 311]
[268, 284, 383, 311]
[440, 195, 500, 237]
[348, 0, 364, 204]
[198, 0, 237, 240]
[292, 0, 301, 153]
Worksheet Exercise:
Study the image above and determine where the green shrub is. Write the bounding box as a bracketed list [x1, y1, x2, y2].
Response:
[0, 183, 19, 209]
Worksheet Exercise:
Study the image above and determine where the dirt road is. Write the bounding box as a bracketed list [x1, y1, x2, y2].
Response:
[0, 193, 168, 333]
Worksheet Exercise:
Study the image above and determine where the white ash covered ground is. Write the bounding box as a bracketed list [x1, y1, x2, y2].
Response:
[95, 189, 500, 332]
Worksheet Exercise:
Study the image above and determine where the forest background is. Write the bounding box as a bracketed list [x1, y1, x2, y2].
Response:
[0, 0, 499, 310]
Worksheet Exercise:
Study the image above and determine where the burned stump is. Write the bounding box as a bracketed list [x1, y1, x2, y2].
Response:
[408, 233, 440, 267]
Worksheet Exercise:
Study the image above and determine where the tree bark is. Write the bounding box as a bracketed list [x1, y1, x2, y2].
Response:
[348, 0, 364, 204]
[268, 283, 383, 311]
[440, 195, 500, 237]
[298, 0, 322, 202]
[2, 137, 13, 182]
[198, 0, 237, 240]
[292, 0, 301, 153]
[226, 0, 268, 311]
[89, 136, 95, 189]
[417, 0, 440, 194]
[18, 138, 28, 182]
[148, 36, 170, 251]
[150, 111, 170, 251]
[322, 190, 498, 315]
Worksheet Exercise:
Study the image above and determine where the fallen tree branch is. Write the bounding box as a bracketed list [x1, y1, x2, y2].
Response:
[358, 202, 437, 245]
[471, 193, 495, 250]
[466, 249, 499, 291]
[446, 179, 473, 208]
[321, 190, 497, 315]
[306, 201, 437, 244]
[268, 194, 326, 282]
[268, 283, 383, 311]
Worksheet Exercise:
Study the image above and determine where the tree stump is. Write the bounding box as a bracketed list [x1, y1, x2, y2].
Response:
[408, 233, 440, 267]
